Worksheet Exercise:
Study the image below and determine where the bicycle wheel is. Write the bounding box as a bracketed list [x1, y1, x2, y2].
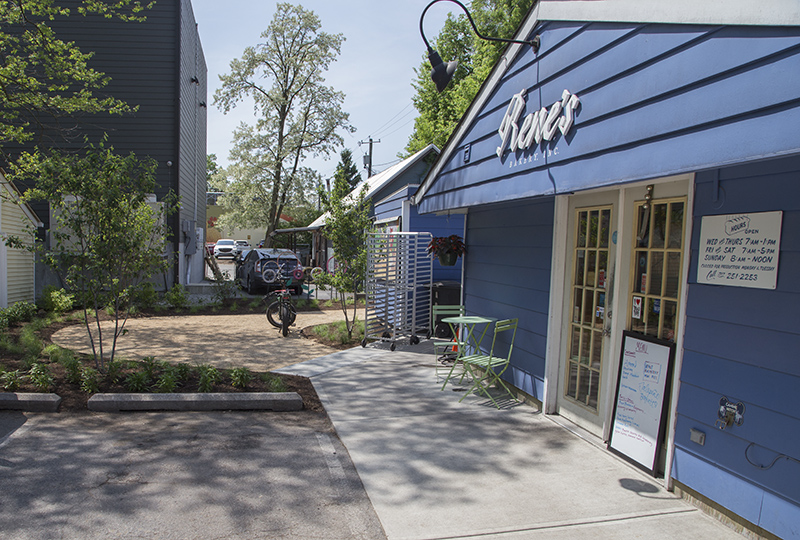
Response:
[281, 304, 289, 337]
[266, 300, 296, 328]
[261, 260, 280, 283]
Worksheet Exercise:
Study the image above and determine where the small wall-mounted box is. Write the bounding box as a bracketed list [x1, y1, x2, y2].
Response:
[690, 428, 706, 446]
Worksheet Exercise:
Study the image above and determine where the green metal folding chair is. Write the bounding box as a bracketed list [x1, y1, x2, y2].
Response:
[431, 304, 466, 385]
[459, 318, 519, 408]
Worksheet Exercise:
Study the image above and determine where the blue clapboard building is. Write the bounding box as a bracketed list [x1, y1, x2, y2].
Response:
[413, 1, 800, 537]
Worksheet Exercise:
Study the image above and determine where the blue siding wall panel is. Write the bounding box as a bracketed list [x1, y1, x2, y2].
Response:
[464, 198, 554, 399]
[674, 155, 800, 536]
[419, 23, 800, 214]
[672, 448, 766, 526]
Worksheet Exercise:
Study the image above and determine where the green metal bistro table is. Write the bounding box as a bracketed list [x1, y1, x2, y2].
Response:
[439, 315, 497, 390]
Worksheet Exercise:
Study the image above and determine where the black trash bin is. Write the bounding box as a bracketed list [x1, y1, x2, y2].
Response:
[431, 281, 461, 338]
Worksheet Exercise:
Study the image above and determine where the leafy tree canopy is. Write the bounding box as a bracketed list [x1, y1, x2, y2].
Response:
[213, 3, 352, 246]
[404, 0, 533, 155]
[0, 0, 150, 147]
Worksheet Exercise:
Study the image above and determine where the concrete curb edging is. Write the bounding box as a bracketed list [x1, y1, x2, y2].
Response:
[87, 392, 304, 412]
[0, 393, 62, 412]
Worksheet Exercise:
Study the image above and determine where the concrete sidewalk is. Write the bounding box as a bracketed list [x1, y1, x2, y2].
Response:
[278, 342, 743, 540]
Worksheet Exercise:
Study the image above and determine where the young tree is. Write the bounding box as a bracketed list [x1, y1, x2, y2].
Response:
[315, 161, 371, 340]
[335, 148, 362, 191]
[7, 140, 176, 370]
[213, 3, 352, 246]
[0, 0, 148, 148]
[405, 0, 533, 155]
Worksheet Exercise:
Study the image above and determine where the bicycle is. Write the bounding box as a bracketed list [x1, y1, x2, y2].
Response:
[265, 277, 297, 337]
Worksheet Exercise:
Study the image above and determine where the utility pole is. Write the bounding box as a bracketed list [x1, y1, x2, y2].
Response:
[358, 136, 380, 177]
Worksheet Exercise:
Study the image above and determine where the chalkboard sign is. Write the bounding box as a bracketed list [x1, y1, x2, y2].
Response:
[608, 332, 675, 475]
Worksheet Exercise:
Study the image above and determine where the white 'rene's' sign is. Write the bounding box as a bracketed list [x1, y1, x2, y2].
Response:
[496, 89, 580, 158]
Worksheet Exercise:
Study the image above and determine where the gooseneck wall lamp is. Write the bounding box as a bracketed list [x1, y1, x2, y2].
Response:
[419, 0, 540, 92]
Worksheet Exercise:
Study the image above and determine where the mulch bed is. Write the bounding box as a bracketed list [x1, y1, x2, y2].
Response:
[0, 299, 363, 413]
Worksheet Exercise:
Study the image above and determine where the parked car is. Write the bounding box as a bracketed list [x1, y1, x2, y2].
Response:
[234, 240, 250, 255]
[236, 248, 304, 295]
[213, 239, 237, 258]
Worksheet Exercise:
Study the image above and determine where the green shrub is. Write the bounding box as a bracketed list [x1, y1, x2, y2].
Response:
[155, 371, 178, 393]
[28, 363, 54, 392]
[261, 373, 288, 393]
[128, 282, 158, 311]
[171, 363, 191, 382]
[3, 301, 37, 325]
[80, 367, 100, 394]
[105, 360, 124, 384]
[230, 367, 252, 389]
[212, 279, 239, 304]
[40, 286, 74, 313]
[19, 327, 43, 362]
[197, 365, 221, 393]
[125, 371, 150, 393]
[1, 369, 22, 391]
[165, 284, 189, 309]
[60, 355, 82, 385]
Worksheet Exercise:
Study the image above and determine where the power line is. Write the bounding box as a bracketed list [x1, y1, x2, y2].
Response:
[370, 102, 415, 138]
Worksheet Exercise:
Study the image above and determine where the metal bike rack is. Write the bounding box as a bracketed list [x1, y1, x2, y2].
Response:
[363, 232, 432, 351]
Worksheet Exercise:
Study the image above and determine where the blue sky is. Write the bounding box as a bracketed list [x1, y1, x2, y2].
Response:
[191, 0, 452, 181]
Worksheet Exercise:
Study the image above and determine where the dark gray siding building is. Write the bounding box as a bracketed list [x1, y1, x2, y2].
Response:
[6, 0, 207, 288]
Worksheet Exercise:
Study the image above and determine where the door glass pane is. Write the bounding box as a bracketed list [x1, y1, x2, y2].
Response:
[636, 206, 650, 247]
[588, 373, 599, 410]
[575, 250, 585, 285]
[582, 289, 593, 325]
[567, 362, 578, 398]
[573, 287, 583, 323]
[668, 202, 684, 249]
[586, 251, 597, 287]
[578, 211, 588, 248]
[631, 299, 645, 334]
[591, 330, 603, 369]
[580, 328, 591, 364]
[646, 298, 660, 337]
[635, 252, 648, 294]
[649, 252, 664, 296]
[570, 326, 581, 359]
[662, 300, 677, 341]
[588, 210, 599, 248]
[594, 292, 605, 327]
[652, 203, 667, 248]
[597, 251, 608, 289]
[665, 252, 681, 298]
[599, 209, 611, 248]
[577, 366, 590, 404]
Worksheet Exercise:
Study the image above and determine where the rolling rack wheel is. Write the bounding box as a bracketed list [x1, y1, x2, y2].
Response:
[390, 342, 396, 351]
[361, 338, 367, 348]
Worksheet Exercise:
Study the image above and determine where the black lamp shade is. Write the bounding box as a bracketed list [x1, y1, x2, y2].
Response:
[428, 49, 458, 93]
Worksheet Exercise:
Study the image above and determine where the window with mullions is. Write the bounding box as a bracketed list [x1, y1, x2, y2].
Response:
[566, 206, 611, 411]
[629, 198, 686, 341]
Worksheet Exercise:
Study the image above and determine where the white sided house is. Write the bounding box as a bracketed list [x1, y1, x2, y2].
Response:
[0, 173, 42, 308]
